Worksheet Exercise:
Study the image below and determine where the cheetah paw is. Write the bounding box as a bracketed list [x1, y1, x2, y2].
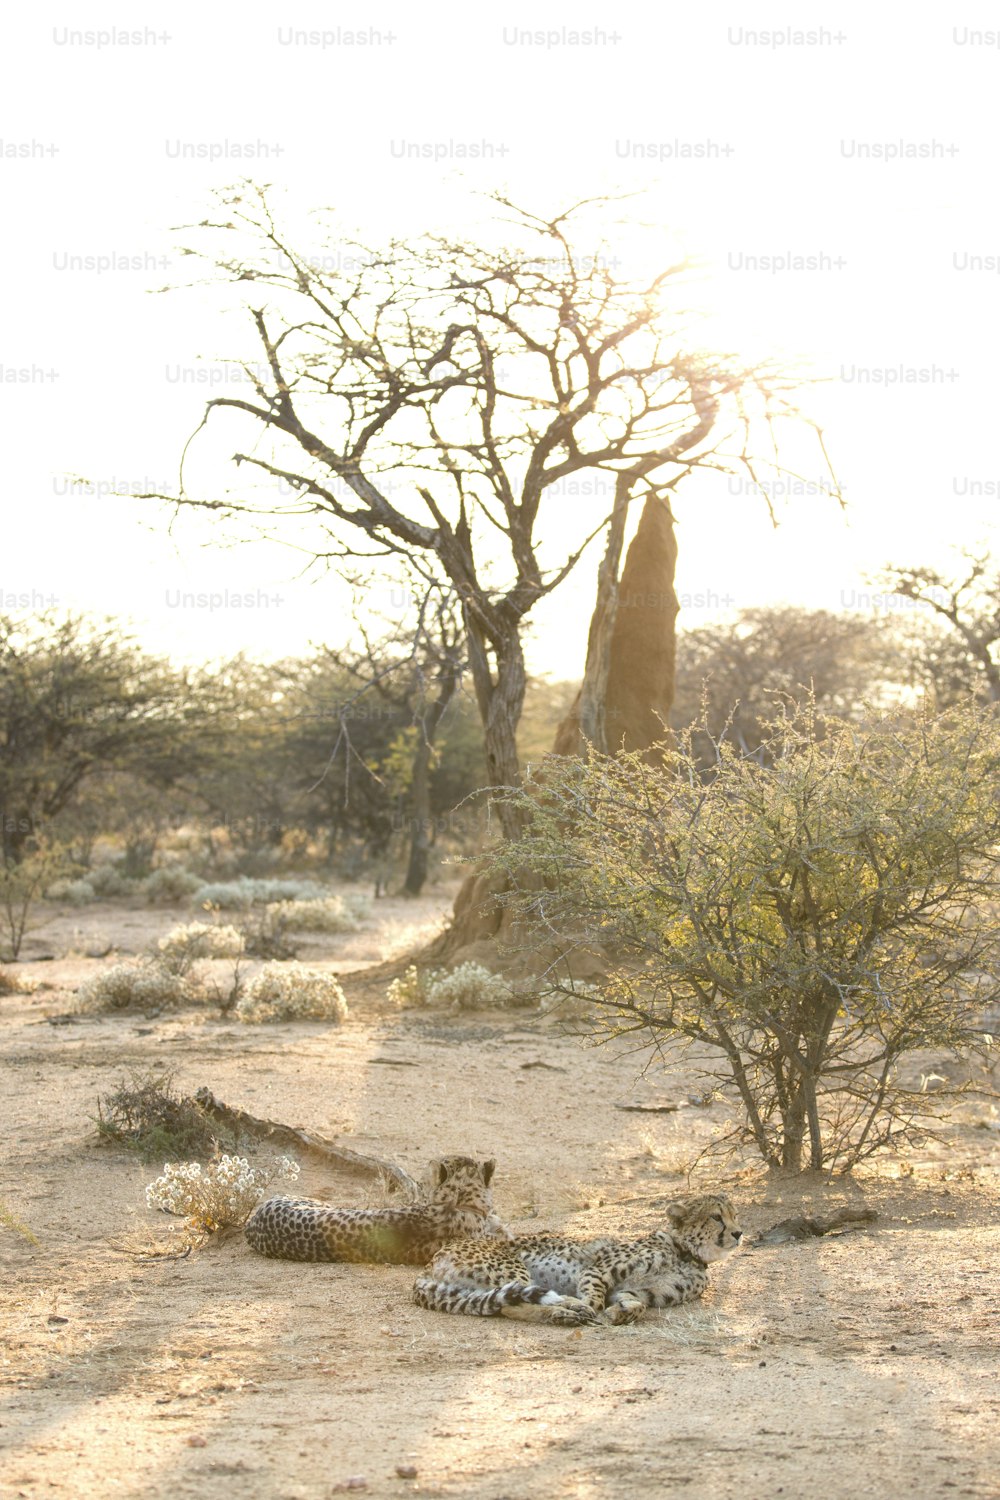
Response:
[546, 1299, 601, 1327]
[603, 1300, 645, 1326]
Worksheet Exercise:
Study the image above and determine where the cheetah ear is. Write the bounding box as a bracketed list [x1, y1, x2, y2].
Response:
[482, 1159, 495, 1187]
[665, 1200, 686, 1227]
[437, 1161, 449, 1186]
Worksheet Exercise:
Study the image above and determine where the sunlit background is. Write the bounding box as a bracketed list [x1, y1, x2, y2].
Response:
[5, 8, 998, 676]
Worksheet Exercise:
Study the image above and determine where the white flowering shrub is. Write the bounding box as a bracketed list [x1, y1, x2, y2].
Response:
[430, 962, 514, 1010]
[387, 961, 518, 1011]
[157, 921, 245, 967]
[145, 1153, 300, 1234]
[235, 962, 349, 1023]
[385, 965, 429, 1008]
[74, 958, 204, 1013]
[267, 894, 368, 934]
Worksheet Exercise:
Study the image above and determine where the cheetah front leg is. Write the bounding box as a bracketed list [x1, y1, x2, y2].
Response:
[602, 1263, 708, 1323]
[602, 1289, 648, 1325]
[573, 1266, 613, 1318]
[500, 1289, 600, 1326]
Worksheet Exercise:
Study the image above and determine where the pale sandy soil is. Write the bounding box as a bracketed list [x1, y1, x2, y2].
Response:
[2, 890, 999, 1500]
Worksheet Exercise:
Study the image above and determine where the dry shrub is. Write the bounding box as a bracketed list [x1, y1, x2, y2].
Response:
[238, 904, 298, 960]
[95, 1069, 224, 1159]
[0, 967, 39, 996]
[0, 1198, 39, 1245]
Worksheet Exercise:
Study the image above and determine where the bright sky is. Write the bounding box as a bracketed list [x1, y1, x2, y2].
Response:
[5, 7, 999, 677]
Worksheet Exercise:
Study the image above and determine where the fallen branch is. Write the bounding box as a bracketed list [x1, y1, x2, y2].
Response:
[755, 1208, 878, 1246]
[614, 1101, 680, 1114]
[137, 1244, 193, 1264]
[192, 1087, 422, 1197]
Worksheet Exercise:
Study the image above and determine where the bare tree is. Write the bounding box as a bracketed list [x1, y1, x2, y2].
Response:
[144, 185, 837, 834]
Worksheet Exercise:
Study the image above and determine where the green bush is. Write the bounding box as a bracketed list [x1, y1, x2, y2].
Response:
[143, 866, 203, 903]
[495, 703, 1000, 1172]
[46, 877, 98, 905]
[87, 863, 136, 899]
[193, 877, 331, 910]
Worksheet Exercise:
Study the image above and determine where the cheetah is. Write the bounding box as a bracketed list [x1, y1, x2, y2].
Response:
[412, 1193, 742, 1326]
[245, 1155, 504, 1264]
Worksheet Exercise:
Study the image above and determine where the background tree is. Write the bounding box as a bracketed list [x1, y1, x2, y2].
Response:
[873, 550, 1000, 705]
[670, 606, 902, 768]
[185, 655, 305, 869]
[0, 613, 192, 864]
[145, 185, 835, 835]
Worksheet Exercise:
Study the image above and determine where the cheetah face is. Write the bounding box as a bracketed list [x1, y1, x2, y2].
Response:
[422, 1156, 503, 1233]
[665, 1194, 742, 1264]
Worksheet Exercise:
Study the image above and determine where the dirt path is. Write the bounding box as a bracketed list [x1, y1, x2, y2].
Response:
[2, 894, 999, 1499]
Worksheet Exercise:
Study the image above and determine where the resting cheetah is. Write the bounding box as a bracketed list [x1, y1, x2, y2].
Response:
[245, 1155, 504, 1264]
[413, 1193, 741, 1326]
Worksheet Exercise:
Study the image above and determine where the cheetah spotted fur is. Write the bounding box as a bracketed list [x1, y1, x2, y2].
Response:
[245, 1155, 504, 1265]
[412, 1193, 742, 1325]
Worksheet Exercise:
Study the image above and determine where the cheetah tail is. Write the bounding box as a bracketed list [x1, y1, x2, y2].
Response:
[412, 1276, 558, 1319]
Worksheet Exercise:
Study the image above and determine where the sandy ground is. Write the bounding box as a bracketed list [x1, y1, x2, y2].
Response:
[2, 890, 999, 1500]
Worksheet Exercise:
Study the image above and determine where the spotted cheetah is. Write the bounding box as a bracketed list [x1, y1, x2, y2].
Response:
[412, 1193, 742, 1326]
[245, 1155, 504, 1264]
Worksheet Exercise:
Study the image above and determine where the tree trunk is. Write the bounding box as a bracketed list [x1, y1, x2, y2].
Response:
[402, 661, 461, 898]
[401, 741, 432, 897]
[422, 499, 681, 971]
[804, 1073, 824, 1170]
[1, 814, 35, 865]
[464, 613, 528, 842]
[781, 1084, 807, 1171]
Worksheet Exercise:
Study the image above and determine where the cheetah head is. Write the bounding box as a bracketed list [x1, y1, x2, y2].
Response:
[665, 1193, 742, 1264]
[425, 1155, 505, 1237]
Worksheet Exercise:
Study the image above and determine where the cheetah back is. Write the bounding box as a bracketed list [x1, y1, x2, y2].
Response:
[245, 1155, 502, 1265]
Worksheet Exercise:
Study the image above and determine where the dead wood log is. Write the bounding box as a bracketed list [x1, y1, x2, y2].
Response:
[755, 1208, 879, 1246]
[192, 1087, 422, 1198]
